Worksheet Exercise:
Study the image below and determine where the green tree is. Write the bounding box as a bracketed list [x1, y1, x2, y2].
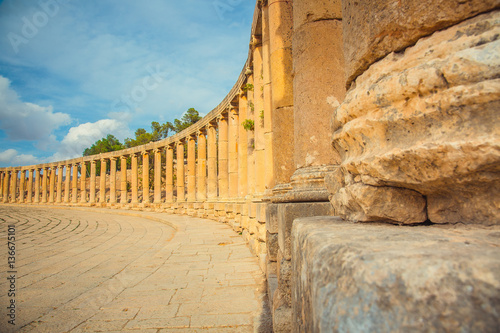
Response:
[170, 108, 202, 133]
[83, 134, 124, 156]
[124, 128, 155, 148]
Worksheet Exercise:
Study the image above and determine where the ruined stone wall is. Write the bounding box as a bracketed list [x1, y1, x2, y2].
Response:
[292, 0, 500, 331]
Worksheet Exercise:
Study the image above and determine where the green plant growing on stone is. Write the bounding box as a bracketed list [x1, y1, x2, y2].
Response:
[249, 102, 255, 113]
[260, 110, 264, 119]
[242, 83, 254, 92]
[242, 119, 255, 131]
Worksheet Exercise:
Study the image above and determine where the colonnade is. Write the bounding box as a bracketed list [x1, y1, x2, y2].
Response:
[0, 107, 269, 208]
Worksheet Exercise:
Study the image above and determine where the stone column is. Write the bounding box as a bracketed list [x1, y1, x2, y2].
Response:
[207, 122, 218, 200]
[71, 164, 78, 203]
[269, 0, 295, 195]
[27, 169, 33, 203]
[246, 75, 256, 196]
[120, 156, 128, 204]
[49, 166, 56, 203]
[10, 170, 18, 203]
[154, 148, 162, 204]
[0, 172, 3, 202]
[187, 134, 197, 202]
[100, 159, 107, 203]
[165, 145, 174, 203]
[228, 106, 239, 199]
[218, 112, 229, 199]
[89, 161, 96, 204]
[238, 93, 249, 198]
[2, 171, 10, 203]
[286, 0, 345, 202]
[42, 167, 48, 203]
[19, 170, 25, 203]
[197, 129, 207, 201]
[130, 153, 139, 204]
[80, 163, 87, 203]
[56, 165, 63, 203]
[176, 140, 185, 202]
[252, 35, 266, 195]
[34, 168, 40, 203]
[109, 157, 117, 204]
[262, 3, 274, 193]
[142, 151, 150, 204]
[64, 165, 71, 203]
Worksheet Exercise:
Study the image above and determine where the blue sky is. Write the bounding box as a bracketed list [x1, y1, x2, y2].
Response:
[0, 0, 254, 167]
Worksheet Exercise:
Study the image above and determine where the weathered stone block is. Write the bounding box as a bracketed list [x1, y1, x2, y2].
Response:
[332, 11, 500, 224]
[292, 216, 500, 332]
[278, 202, 334, 260]
[256, 203, 267, 223]
[267, 231, 279, 262]
[266, 203, 279, 233]
[342, 0, 500, 86]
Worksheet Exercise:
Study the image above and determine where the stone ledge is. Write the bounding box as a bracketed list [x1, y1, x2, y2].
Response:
[292, 216, 500, 332]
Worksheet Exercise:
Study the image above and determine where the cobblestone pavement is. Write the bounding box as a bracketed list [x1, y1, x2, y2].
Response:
[0, 205, 271, 333]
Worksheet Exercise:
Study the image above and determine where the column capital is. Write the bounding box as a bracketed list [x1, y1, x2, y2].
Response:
[198, 127, 207, 136]
[120, 155, 127, 160]
[208, 120, 218, 129]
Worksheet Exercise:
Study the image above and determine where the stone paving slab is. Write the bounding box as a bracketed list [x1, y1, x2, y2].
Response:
[0, 205, 271, 332]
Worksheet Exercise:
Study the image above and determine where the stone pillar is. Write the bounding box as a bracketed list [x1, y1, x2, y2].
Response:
[89, 161, 96, 204]
[80, 163, 87, 203]
[176, 140, 185, 202]
[187, 134, 197, 202]
[165, 146, 174, 203]
[27, 169, 33, 203]
[142, 151, 150, 203]
[71, 164, 78, 203]
[100, 159, 107, 203]
[228, 105, 239, 199]
[287, 0, 345, 202]
[246, 75, 256, 196]
[120, 156, 128, 204]
[56, 166, 63, 203]
[262, 3, 274, 193]
[131, 153, 139, 204]
[10, 170, 18, 203]
[330, 0, 500, 225]
[2, 171, 10, 203]
[253, 35, 266, 195]
[49, 166, 56, 203]
[218, 112, 229, 199]
[269, 0, 295, 194]
[238, 93, 249, 198]
[19, 170, 25, 203]
[0, 172, 3, 202]
[154, 148, 162, 204]
[19, 170, 26, 203]
[56, 165, 64, 204]
[42, 167, 48, 203]
[207, 122, 218, 200]
[197, 129, 207, 201]
[109, 157, 117, 204]
[64, 165, 71, 203]
[34, 168, 40, 203]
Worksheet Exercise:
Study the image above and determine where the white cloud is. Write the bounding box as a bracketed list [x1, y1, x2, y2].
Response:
[0, 149, 37, 166]
[47, 118, 132, 162]
[0, 76, 71, 141]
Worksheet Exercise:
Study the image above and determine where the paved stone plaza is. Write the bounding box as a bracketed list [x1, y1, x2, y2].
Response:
[0, 205, 271, 332]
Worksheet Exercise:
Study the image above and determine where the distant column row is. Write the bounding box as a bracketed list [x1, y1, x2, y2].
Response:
[0, 99, 263, 205]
